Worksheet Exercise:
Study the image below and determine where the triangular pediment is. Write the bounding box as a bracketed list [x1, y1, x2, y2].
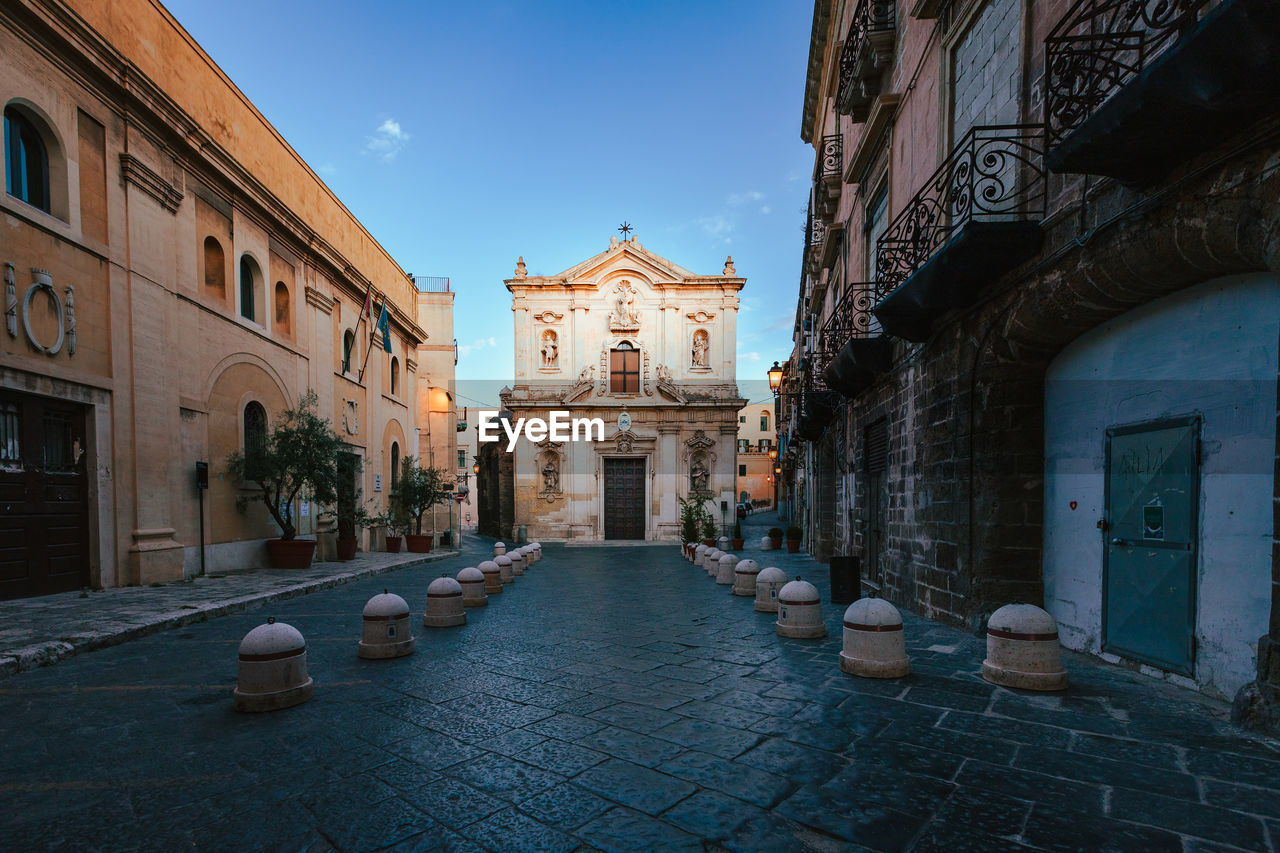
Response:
[554, 241, 697, 286]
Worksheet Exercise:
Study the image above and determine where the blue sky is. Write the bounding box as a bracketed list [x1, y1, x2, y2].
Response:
[162, 0, 811, 401]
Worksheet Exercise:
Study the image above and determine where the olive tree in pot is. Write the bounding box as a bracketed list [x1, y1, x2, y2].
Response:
[390, 456, 449, 553]
[225, 390, 344, 569]
[372, 502, 410, 553]
[786, 525, 803, 554]
[768, 527, 784, 550]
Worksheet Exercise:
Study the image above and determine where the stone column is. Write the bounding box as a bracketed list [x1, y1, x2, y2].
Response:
[657, 423, 680, 536]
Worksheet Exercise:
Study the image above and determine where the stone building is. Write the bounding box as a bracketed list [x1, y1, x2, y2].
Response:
[0, 0, 437, 597]
[790, 0, 1280, 727]
[490, 235, 746, 541]
[735, 401, 776, 506]
[412, 276, 459, 543]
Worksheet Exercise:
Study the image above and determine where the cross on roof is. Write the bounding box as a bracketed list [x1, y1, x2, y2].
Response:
[618, 222, 632, 240]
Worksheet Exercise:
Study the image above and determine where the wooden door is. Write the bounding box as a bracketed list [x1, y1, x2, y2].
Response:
[603, 457, 645, 540]
[0, 390, 90, 599]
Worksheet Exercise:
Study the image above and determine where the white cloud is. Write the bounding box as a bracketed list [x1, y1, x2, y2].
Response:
[760, 205, 771, 215]
[698, 215, 733, 244]
[737, 350, 762, 362]
[315, 162, 337, 178]
[727, 190, 765, 206]
[364, 118, 410, 161]
[457, 336, 498, 358]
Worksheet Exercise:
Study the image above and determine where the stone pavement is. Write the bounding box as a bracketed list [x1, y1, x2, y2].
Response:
[1, 515, 1278, 852]
[0, 547, 458, 679]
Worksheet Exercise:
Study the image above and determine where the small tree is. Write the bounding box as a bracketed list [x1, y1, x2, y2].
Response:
[678, 496, 701, 543]
[226, 390, 345, 541]
[390, 456, 450, 535]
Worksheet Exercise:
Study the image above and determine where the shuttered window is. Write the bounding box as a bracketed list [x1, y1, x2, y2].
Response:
[864, 419, 888, 475]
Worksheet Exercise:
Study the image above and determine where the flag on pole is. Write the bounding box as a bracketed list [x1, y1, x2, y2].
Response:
[361, 284, 373, 324]
[376, 301, 393, 353]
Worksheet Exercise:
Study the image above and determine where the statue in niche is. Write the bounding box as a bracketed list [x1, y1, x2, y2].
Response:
[541, 456, 560, 492]
[608, 280, 640, 329]
[540, 330, 558, 368]
[690, 457, 709, 494]
[691, 329, 709, 367]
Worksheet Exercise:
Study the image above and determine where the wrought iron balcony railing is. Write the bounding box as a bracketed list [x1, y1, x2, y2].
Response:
[1045, 0, 1220, 149]
[819, 134, 842, 181]
[875, 124, 1046, 301]
[818, 282, 878, 370]
[837, 0, 896, 119]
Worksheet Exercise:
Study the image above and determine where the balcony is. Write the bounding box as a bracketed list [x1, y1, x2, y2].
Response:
[814, 133, 843, 221]
[837, 0, 896, 121]
[818, 282, 894, 398]
[1045, 0, 1280, 184]
[873, 125, 1046, 342]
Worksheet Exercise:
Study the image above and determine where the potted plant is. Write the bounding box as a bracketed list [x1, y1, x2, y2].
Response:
[768, 527, 784, 550]
[334, 496, 377, 561]
[700, 510, 717, 547]
[390, 456, 449, 552]
[226, 390, 344, 569]
[731, 520, 744, 551]
[678, 497, 702, 555]
[786, 525, 803, 554]
[373, 502, 409, 555]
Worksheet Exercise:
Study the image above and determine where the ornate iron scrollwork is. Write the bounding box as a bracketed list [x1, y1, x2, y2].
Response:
[874, 125, 1046, 300]
[1045, 0, 1212, 146]
[817, 282, 877, 373]
[820, 134, 843, 180]
[837, 0, 896, 109]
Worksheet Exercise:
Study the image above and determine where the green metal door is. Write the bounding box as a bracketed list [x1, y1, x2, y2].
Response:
[1103, 418, 1198, 675]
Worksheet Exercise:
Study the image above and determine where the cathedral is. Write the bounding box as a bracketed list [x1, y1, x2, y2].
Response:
[491, 234, 746, 541]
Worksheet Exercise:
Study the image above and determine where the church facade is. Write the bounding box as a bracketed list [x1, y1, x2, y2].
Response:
[496, 235, 745, 541]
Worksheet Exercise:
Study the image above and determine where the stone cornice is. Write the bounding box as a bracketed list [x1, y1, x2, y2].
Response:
[119, 153, 183, 213]
[304, 286, 335, 314]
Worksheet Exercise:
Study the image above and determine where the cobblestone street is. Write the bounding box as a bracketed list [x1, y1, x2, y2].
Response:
[2, 514, 1278, 852]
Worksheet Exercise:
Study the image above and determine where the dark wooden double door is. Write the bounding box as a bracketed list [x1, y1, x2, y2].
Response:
[603, 457, 645, 540]
[0, 390, 90, 599]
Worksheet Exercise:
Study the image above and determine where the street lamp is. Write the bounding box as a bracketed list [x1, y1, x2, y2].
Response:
[768, 448, 778, 460]
[767, 361, 784, 393]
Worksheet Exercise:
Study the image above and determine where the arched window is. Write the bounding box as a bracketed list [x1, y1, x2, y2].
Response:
[342, 329, 356, 373]
[4, 106, 50, 212]
[274, 282, 290, 334]
[243, 401, 267, 481]
[390, 356, 400, 396]
[609, 341, 639, 393]
[390, 441, 400, 488]
[203, 237, 225, 297]
[239, 256, 258, 322]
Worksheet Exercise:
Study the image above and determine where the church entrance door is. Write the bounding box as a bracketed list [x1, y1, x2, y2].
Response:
[603, 457, 645, 540]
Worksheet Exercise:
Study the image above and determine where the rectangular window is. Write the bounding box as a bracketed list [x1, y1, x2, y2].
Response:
[739, 415, 746, 423]
[737, 439, 749, 453]
[758, 438, 772, 452]
[609, 348, 639, 393]
[738, 464, 746, 477]
[760, 414, 769, 431]
[457, 450, 466, 468]
[0, 401, 20, 468]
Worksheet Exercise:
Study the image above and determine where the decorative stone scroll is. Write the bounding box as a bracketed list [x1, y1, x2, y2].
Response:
[4, 262, 15, 338]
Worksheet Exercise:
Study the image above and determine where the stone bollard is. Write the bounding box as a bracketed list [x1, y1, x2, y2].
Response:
[457, 566, 488, 607]
[776, 578, 827, 639]
[716, 553, 739, 586]
[424, 575, 466, 628]
[510, 551, 527, 577]
[533, 543, 542, 563]
[479, 560, 503, 595]
[495, 555, 515, 585]
[705, 549, 724, 577]
[754, 566, 787, 613]
[732, 559, 760, 597]
[358, 590, 415, 660]
[233, 618, 313, 712]
[493, 542, 507, 557]
[759, 535, 773, 551]
[839, 598, 909, 678]
[694, 544, 709, 567]
[982, 604, 1068, 691]
[717, 536, 730, 552]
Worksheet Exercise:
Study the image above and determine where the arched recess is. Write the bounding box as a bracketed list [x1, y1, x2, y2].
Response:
[950, 145, 1280, 628]
[3, 99, 68, 220]
[200, 352, 293, 413]
[207, 361, 290, 544]
[273, 281, 291, 337]
[203, 237, 226, 299]
[382, 418, 406, 501]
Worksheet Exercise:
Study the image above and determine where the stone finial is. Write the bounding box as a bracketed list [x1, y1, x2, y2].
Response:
[724, 256, 735, 275]
[515, 257, 527, 279]
[609, 235, 619, 248]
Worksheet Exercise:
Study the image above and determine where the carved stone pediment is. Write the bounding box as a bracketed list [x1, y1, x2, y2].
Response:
[534, 310, 563, 323]
[686, 310, 716, 323]
[656, 381, 685, 403]
[684, 430, 715, 450]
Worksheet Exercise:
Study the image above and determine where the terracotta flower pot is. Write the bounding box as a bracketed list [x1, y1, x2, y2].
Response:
[703, 538, 716, 547]
[769, 535, 783, 550]
[731, 538, 744, 550]
[786, 539, 801, 554]
[405, 533, 433, 553]
[385, 536, 403, 553]
[265, 538, 317, 569]
[336, 537, 357, 561]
